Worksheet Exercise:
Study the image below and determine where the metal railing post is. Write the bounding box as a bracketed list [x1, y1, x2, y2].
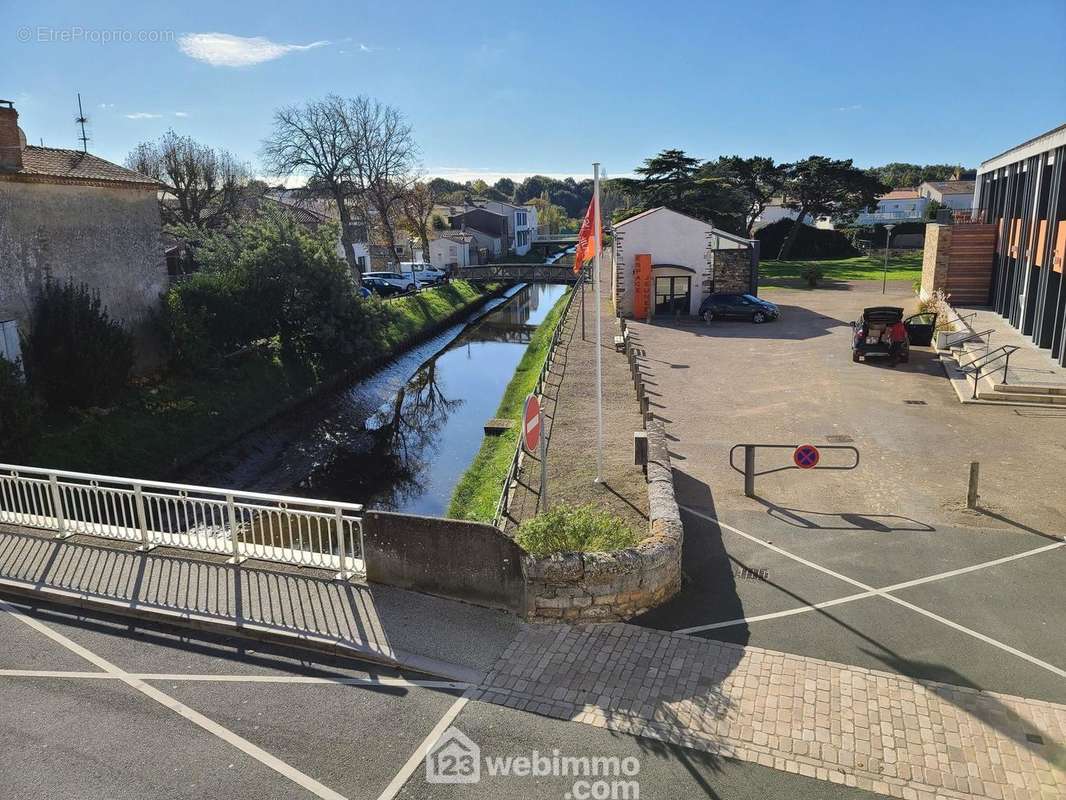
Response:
[225, 494, 245, 565]
[1002, 352, 1012, 384]
[334, 506, 350, 580]
[48, 473, 69, 538]
[971, 366, 980, 399]
[744, 446, 756, 498]
[133, 484, 154, 551]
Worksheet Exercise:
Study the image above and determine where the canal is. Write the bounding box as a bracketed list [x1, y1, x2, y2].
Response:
[184, 282, 569, 516]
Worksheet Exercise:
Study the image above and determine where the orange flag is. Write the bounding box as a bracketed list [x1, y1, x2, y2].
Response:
[573, 195, 599, 274]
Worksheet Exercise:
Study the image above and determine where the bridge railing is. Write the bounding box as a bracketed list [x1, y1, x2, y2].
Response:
[457, 264, 579, 283]
[0, 464, 364, 577]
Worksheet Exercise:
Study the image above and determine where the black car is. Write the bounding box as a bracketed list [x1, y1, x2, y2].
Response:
[850, 307, 937, 363]
[362, 276, 405, 297]
[699, 293, 779, 323]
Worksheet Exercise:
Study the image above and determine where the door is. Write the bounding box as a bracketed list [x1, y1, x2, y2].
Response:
[903, 312, 937, 347]
[655, 276, 691, 315]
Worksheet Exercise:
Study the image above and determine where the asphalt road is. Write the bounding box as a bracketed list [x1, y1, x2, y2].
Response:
[0, 597, 890, 800]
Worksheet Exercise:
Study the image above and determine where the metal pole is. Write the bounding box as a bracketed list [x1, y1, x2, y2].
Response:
[966, 462, 980, 509]
[882, 224, 895, 295]
[744, 445, 756, 498]
[581, 270, 586, 340]
[539, 407, 548, 510]
[593, 163, 604, 483]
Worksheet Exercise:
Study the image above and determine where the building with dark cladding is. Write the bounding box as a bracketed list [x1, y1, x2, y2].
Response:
[973, 124, 1066, 366]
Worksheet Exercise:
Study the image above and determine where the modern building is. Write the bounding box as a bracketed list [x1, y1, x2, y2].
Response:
[918, 180, 976, 211]
[610, 207, 759, 319]
[0, 101, 165, 352]
[972, 123, 1066, 366]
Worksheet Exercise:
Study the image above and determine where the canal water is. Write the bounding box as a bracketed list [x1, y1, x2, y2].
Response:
[184, 282, 568, 516]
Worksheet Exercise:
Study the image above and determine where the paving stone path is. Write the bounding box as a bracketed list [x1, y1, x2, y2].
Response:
[474, 623, 1066, 800]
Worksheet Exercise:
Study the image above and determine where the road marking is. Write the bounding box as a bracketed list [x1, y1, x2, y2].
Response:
[0, 669, 468, 689]
[375, 690, 473, 800]
[0, 600, 348, 800]
[676, 537, 1064, 634]
[678, 506, 1066, 679]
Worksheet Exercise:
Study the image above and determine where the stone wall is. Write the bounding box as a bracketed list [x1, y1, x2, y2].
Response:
[709, 246, 755, 294]
[921, 224, 952, 300]
[0, 181, 165, 345]
[524, 420, 682, 622]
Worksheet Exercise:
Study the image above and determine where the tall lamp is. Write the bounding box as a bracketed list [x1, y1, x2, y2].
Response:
[882, 224, 896, 295]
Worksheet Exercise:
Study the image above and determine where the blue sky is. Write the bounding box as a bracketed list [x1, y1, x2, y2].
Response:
[5, 0, 1065, 181]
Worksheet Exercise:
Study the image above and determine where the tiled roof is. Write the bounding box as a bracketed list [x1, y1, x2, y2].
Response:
[880, 188, 920, 200]
[2, 145, 158, 186]
[922, 180, 975, 195]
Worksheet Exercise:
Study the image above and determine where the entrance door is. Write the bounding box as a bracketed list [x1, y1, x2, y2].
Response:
[655, 276, 691, 315]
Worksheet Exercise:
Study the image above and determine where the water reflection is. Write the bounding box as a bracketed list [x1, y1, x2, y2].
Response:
[185, 283, 569, 517]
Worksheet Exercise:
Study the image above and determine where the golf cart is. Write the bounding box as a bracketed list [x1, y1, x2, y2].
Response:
[850, 307, 938, 363]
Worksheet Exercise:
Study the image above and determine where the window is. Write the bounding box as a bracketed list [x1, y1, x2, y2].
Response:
[516, 211, 527, 227]
[356, 256, 367, 270]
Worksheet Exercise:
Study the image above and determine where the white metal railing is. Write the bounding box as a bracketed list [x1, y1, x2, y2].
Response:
[0, 464, 364, 577]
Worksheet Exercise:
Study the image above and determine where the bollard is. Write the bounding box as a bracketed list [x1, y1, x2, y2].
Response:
[636, 381, 644, 403]
[634, 431, 648, 466]
[744, 445, 756, 498]
[966, 462, 980, 509]
[640, 395, 649, 417]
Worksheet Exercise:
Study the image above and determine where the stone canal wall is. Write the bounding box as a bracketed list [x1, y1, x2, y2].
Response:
[523, 420, 682, 622]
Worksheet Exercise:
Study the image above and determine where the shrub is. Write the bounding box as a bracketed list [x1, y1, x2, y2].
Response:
[756, 218, 859, 260]
[21, 280, 134, 409]
[163, 270, 272, 366]
[801, 264, 823, 288]
[0, 359, 39, 458]
[515, 503, 641, 557]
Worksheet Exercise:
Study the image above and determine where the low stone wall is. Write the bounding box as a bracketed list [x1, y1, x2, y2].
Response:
[524, 420, 682, 622]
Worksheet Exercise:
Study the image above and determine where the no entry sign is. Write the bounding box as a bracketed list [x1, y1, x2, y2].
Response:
[793, 444, 820, 469]
[523, 394, 542, 454]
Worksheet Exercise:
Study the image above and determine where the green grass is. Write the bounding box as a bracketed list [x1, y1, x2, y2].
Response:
[448, 287, 572, 522]
[27, 280, 500, 478]
[759, 252, 924, 287]
[515, 503, 640, 556]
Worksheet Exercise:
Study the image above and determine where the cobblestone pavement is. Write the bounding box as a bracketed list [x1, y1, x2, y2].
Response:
[475, 624, 1066, 800]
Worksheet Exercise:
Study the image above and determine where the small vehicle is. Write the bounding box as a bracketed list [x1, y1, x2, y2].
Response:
[850, 307, 937, 363]
[363, 271, 416, 292]
[699, 293, 779, 323]
[362, 276, 406, 297]
[399, 262, 446, 285]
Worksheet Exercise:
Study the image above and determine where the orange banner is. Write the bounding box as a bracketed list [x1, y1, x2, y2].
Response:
[573, 197, 599, 274]
[633, 254, 652, 319]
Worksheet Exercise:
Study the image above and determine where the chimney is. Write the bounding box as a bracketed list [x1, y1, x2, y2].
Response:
[0, 100, 25, 171]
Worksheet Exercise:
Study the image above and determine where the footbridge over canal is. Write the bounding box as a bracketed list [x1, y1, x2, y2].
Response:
[456, 263, 581, 283]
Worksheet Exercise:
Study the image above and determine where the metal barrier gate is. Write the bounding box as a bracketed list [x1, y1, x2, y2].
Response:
[729, 443, 860, 497]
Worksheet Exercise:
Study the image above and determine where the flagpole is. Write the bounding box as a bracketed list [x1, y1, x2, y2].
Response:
[593, 163, 604, 484]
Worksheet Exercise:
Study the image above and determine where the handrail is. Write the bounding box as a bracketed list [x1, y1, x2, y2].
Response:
[949, 328, 995, 356]
[952, 310, 978, 329]
[956, 345, 1020, 399]
[492, 271, 586, 527]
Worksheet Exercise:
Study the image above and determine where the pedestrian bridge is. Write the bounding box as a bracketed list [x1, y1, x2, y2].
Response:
[457, 264, 581, 283]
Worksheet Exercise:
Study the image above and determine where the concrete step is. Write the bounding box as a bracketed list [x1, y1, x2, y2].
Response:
[976, 390, 1066, 405]
[993, 383, 1066, 396]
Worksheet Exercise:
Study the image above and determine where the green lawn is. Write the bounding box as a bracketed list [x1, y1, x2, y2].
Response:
[27, 281, 500, 479]
[760, 252, 924, 287]
[448, 287, 572, 522]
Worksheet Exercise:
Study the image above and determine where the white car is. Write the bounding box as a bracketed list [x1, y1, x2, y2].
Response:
[398, 262, 446, 285]
[362, 271, 417, 292]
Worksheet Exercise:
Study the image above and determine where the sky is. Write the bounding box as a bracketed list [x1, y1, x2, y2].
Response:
[4, 0, 1065, 182]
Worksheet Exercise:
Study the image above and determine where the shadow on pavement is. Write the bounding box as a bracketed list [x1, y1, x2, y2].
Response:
[753, 499, 936, 533]
[646, 305, 848, 342]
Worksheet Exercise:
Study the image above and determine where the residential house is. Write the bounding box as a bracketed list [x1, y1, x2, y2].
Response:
[853, 188, 929, 225]
[918, 180, 976, 211]
[752, 199, 818, 231]
[611, 207, 759, 319]
[0, 101, 165, 357]
[475, 199, 539, 255]
[444, 205, 507, 260]
[428, 232, 476, 269]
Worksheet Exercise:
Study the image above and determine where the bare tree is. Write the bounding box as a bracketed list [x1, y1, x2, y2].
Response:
[261, 96, 365, 279]
[401, 181, 437, 259]
[127, 130, 251, 230]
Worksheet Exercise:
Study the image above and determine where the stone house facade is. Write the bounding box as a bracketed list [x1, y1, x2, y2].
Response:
[0, 102, 165, 353]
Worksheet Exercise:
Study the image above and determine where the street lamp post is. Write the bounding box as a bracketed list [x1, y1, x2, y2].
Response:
[882, 224, 896, 295]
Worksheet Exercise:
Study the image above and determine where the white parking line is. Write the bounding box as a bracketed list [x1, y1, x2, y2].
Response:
[375, 690, 473, 800]
[0, 600, 348, 800]
[676, 537, 1064, 634]
[0, 669, 468, 690]
[678, 506, 1066, 679]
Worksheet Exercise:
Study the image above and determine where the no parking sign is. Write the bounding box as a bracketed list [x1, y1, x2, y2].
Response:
[793, 444, 821, 469]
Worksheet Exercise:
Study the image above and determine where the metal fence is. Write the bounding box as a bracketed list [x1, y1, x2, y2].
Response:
[0, 464, 364, 577]
[492, 272, 585, 526]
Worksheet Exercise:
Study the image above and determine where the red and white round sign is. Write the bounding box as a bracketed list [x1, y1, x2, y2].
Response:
[523, 394, 542, 454]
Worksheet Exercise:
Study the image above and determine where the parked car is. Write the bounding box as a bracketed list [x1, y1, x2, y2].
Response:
[362, 276, 405, 297]
[699, 293, 779, 323]
[399, 262, 446, 285]
[849, 307, 937, 363]
[362, 271, 416, 292]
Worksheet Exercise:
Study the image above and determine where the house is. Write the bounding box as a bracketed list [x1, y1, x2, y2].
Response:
[853, 188, 929, 225]
[918, 180, 976, 211]
[438, 199, 538, 257]
[445, 206, 507, 259]
[610, 207, 759, 319]
[474, 199, 539, 255]
[428, 232, 477, 269]
[0, 101, 164, 353]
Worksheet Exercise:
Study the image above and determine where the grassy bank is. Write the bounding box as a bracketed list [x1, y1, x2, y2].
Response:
[448, 287, 571, 522]
[27, 280, 500, 478]
[760, 252, 923, 287]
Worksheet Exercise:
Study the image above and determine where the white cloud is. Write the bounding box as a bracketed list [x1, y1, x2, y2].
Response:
[125, 112, 162, 119]
[178, 32, 329, 67]
[173, 111, 189, 117]
[98, 103, 116, 110]
[836, 104, 863, 112]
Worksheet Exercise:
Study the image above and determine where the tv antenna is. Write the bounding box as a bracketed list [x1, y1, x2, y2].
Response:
[75, 92, 90, 152]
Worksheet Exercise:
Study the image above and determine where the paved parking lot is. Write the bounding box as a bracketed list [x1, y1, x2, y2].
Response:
[627, 280, 1066, 705]
[0, 597, 891, 799]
